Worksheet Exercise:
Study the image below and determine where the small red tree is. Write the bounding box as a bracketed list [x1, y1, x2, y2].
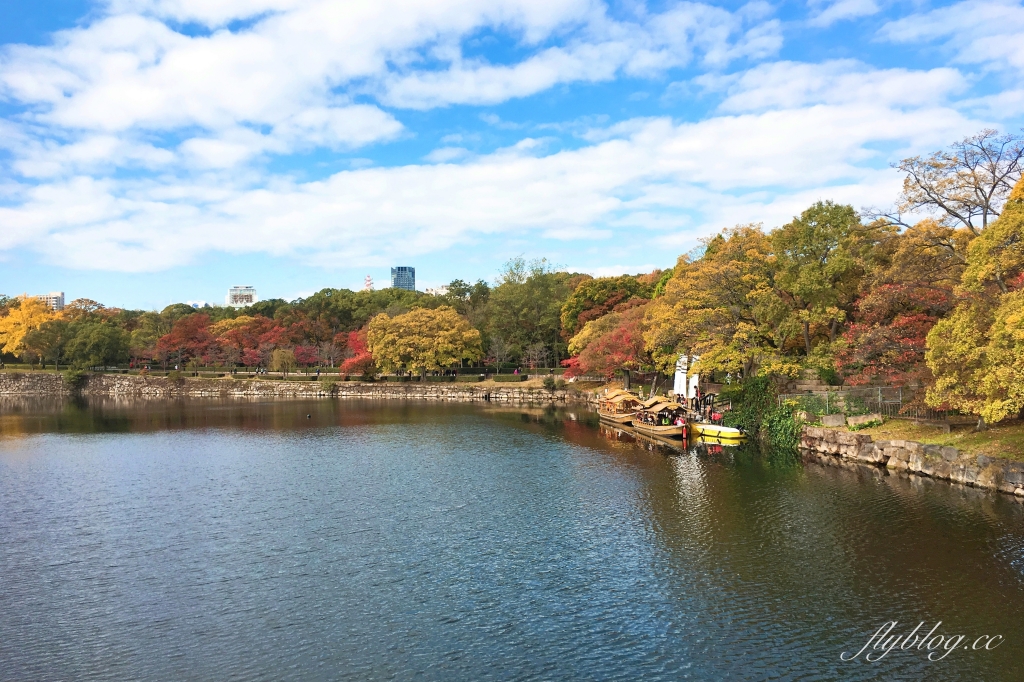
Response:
[340, 329, 373, 375]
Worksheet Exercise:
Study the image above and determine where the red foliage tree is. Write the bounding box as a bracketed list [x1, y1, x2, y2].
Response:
[156, 314, 215, 365]
[560, 356, 582, 378]
[563, 305, 650, 379]
[835, 284, 953, 386]
[293, 344, 319, 367]
[339, 329, 373, 374]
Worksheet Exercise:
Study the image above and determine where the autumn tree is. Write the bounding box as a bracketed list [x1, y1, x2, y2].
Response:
[566, 304, 651, 379]
[367, 307, 482, 379]
[0, 298, 55, 358]
[486, 335, 514, 373]
[339, 329, 374, 376]
[836, 219, 967, 386]
[644, 225, 792, 378]
[885, 129, 1024, 236]
[270, 348, 297, 376]
[156, 314, 216, 367]
[559, 274, 653, 338]
[926, 177, 1024, 425]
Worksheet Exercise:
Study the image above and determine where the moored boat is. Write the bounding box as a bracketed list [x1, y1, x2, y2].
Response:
[597, 390, 641, 425]
[632, 400, 686, 438]
[689, 422, 746, 443]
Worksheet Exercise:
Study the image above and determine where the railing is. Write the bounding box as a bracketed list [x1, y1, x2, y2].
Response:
[777, 386, 948, 421]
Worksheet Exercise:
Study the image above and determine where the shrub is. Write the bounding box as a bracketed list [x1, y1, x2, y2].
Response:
[320, 377, 338, 393]
[722, 376, 800, 464]
[818, 366, 843, 386]
[542, 376, 556, 390]
[456, 374, 484, 382]
[62, 369, 88, 390]
[493, 374, 527, 382]
[426, 375, 456, 382]
[555, 379, 566, 390]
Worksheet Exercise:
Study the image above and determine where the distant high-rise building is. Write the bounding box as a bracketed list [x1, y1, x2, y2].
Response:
[33, 292, 65, 311]
[226, 285, 258, 308]
[391, 267, 415, 291]
[364, 275, 374, 291]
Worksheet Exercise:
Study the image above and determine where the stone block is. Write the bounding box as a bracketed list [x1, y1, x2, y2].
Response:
[846, 413, 882, 427]
[821, 414, 846, 427]
[977, 464, 1004, 490]
[940, 446, 959, 462]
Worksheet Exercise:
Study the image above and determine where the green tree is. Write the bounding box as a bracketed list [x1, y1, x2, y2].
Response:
[367, 306, 482, 379]
[438, 279, 491, 331]
[487, 258, 581, 365]
[65, 322, 130, 368]
[23, 319, 72, 369]
[771, 201, 876, 355]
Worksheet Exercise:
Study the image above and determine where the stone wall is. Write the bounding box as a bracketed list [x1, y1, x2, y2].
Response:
[0, 371, 597, 405]
[801, 426, 1024, 498]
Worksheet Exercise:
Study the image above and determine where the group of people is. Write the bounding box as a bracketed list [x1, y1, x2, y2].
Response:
[635, 408, 686, 427]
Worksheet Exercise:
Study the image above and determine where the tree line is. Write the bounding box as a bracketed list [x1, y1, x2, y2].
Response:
[1, 129, 1022, 424]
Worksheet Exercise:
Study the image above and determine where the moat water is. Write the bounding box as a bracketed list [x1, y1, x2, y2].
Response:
[1, 398, 1023, 680]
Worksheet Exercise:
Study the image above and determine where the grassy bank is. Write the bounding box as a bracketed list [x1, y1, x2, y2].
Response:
[851, 419, 1024, 461]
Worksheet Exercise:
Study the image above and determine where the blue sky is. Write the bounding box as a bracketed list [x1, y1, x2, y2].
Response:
[1, 0, 1023, 309]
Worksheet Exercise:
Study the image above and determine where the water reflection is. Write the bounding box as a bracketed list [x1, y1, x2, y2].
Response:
[2, 397, 1023, 680]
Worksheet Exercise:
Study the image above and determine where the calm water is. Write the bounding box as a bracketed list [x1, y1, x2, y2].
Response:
[2, 398, 1023, 681]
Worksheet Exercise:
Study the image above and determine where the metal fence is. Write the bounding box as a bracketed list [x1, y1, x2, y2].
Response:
[778, 386, 949, 422]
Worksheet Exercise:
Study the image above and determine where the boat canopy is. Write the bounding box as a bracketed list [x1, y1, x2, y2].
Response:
[640, 396, 669, 408]
[646, 402, 683, 413]
[606, 394, 639, 404]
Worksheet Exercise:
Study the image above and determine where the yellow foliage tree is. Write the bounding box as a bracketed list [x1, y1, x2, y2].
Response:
[209, 316, 256, 336]
[269, 348, 297, 376]
[367, 306, 482, 378]
[926, 176, 1024, 424]
[0, 298, 57, 356]
[643, 225, 796, 378]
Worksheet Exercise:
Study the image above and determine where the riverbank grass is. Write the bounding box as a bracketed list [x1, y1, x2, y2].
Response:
[853, 419, 1024, 461]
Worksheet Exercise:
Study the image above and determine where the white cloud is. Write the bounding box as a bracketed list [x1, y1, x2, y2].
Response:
[807, 0, 880, 28]
[0, 0, 783, 176]
[0, 101, 981, 272]
[880, 0, 1024, 72]
[698, 60, 967, 112]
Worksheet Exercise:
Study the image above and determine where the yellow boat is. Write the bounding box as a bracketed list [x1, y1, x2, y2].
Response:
[689, 422, 747, 443]
[597, 390, 641, 424]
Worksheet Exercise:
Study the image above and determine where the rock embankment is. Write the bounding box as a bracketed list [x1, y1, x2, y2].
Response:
[0, 372, 597, 405]
[801, 426, 1024, 498]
